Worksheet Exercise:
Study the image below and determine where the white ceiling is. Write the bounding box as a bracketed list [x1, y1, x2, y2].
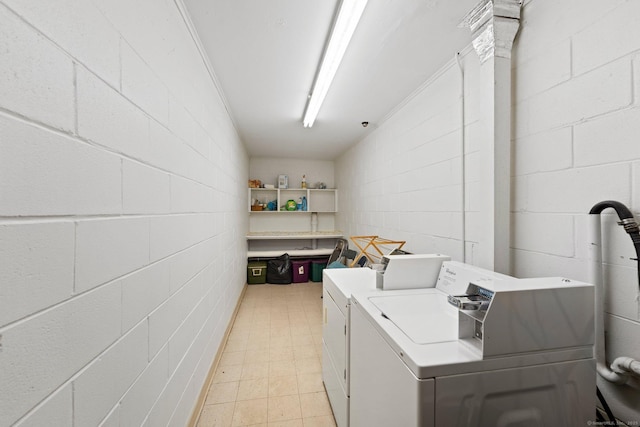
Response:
[182, 0, 479, 160]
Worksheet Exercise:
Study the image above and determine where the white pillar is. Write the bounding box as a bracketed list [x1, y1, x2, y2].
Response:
[460, 0, 521, 274]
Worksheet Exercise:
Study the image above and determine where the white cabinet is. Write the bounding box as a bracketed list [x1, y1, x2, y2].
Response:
[248, 188, 338, 213]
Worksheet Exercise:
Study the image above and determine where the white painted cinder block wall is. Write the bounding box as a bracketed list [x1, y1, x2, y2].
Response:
[336, 58, 468, 260]
[0, 1, 248, 426]
[336, 0, 640, 420]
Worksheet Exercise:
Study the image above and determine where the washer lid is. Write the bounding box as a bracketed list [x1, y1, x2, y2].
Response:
[369, 292, 459, 344]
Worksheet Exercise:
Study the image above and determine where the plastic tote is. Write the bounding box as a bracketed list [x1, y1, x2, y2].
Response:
[292, 259, 310, 283]
[311, 260, 327, 282]
[247, 261, 267, 284]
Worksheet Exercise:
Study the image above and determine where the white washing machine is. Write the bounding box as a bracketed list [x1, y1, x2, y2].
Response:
[322, 260, 503, 427]
[323, 268, 376, 427]
[349, 274, 596, 427]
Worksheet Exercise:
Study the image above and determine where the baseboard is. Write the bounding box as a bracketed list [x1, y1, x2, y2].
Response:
[188, 282, 248, 427]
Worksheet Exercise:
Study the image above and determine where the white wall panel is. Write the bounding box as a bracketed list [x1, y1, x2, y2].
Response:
[72, 322, 148, 426]
[0, 282, 121, 426]
[519, 59, 631, 137]
[525, 164, 630, 214]
[119, 346, 169, 427]
[572, 1, 640, 75]
[512, 213, 574, 257]
[76, 66, 151, 160]
[574, 107, 640, 167]
[13, 384, 73, 427]
[0, 222, 74, 327]
[122, 159, 172, 215]
[0, 5, 74, 131]
[0, 117, 122, 216]
[0, 0, 248, 425]
[513, 39, 571, 102]
[336, 64, 466, 257]
[121, 42, 170, 125]
[3, 0, 121, 88]
[75, 217, 150, 293]
[121, 262, 171, 333]
[513, 127, 572, 176]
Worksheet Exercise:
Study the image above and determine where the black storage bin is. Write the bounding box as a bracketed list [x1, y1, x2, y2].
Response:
[266, 253, 293, 284]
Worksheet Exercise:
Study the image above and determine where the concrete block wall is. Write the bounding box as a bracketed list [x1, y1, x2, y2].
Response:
[511, 0, 640, 420]
[335, 64, 469, 260]
[0, 0, 248, 426]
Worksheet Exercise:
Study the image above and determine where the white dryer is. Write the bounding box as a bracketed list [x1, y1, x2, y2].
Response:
[349, 273, 596, 427]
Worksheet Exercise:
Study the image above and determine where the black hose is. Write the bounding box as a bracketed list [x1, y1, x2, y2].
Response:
[589, 200, 635, 218]
[590, 200, 640, 291]
[597, 386, 616, 421]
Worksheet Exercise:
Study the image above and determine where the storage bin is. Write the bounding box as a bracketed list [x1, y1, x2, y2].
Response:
[267, 254, 292, 284]
[292, 259, 311, 283]
[310, 260, 327, 282]
[247, 261, 267, 284]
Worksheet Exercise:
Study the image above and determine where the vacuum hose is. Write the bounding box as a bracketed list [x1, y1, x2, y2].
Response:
[588, 200, 640, 385]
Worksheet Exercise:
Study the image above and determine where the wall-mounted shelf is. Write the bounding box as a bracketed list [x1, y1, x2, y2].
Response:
[246, 231, 342, 258]
[247, 187, 339, 259]
[248, 188, 338, 213]
[247, 231, 343, 240]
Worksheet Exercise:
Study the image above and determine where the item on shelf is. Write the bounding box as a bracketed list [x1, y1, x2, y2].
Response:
[248, 179, 262, 188]
[278, 174, 288, 189]
[314, 182, 327, 189]
[297, 198, 303, 211]
[251, 199, 264, 211]
[286, 199, 297, 211]
[301, 174, 307, 189]
[302, 196, 307, 211]
[264, 184, 275, 189]
[267, 200, 277, 211]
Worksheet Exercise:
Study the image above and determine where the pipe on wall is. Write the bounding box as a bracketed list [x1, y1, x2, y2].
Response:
[456, 52, 466, 263]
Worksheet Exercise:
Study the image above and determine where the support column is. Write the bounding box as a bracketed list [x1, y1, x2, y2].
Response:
[460, 0, 521, 274]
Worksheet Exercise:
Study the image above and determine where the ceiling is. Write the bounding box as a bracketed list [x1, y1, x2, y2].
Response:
[182, 0, 479, 160]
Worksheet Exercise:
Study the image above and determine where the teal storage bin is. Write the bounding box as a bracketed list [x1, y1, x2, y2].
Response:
[310, 260, 327, 282]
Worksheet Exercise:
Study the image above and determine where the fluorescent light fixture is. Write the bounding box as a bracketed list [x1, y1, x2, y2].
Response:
[303, 0, 368, 128]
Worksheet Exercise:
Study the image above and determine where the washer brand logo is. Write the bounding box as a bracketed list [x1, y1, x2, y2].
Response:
[445, 268, 456, 276]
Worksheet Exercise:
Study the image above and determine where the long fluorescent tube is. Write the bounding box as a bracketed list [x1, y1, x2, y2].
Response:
[303, 0, 368, 128]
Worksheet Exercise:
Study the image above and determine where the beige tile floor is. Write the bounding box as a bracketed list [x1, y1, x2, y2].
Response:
[196, 281, 337, 427]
